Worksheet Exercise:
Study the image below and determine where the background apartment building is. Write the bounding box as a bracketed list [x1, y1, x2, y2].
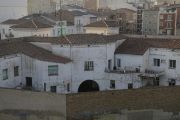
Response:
[143, 7, 160, 35]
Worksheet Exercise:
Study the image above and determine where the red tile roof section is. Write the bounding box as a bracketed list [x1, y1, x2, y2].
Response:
[0, 41, 72, 63]
[115, 38, 180, 55]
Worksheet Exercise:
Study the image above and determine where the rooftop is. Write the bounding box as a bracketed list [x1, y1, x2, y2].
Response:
[25, 34, 127, 44]
[115, 37, 180, 55]
[61, 10, 88, 16]
[0, 40, 72, 63]
[84, 20, 118, 27]
[10, 20, 53, 29]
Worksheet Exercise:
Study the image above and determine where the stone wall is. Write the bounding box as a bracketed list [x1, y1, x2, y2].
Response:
[66, 86, 180, 120]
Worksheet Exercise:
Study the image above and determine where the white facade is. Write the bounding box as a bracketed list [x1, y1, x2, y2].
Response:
[1, 24, 16, 40]
[85, 27, 119, 35]
[12, 28, 52, 38]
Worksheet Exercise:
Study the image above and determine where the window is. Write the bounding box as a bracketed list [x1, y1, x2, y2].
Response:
[110, 80, 115, 88]
[145, 14, 148, 17]
[168, 15, 171, 20]
[159, 29, 163, 34]
[48, 66, 58, 75]
[149, 29, 151, 32]
[154, 22, 156, 25]
[2, 29, 5, 34]
[108, 59, 112, 70]
[154, 59, 160, 66]
[167, 22, 171, 28]
[149, 21, 151, 24]
[154, 14, 156, 18]
[53, 29, 55, 35]
[169, 79, 175, 86]
[51, 86, 56, 92]
[3, 69, 8, 80]
[117, 59, 121, 67]
[144, 29, 147, 32]
[160, 15, 163, 19]
[169, 60, 176, 68]
[84, 61, 94, 71]
[145, 21, 147, 25]
[67, 83, 70, 92]
[160, 22, 163, 26]
[14, 66, 19, 76]
[128, 83, 133, 89]
[153, 29, 156, 32]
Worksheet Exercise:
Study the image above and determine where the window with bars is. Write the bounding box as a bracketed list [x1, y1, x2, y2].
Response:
[14, 66, 19, 76]
[3, 69, 8, 80]
[48, 66, 58, 75]
[84, 61, 94, 71]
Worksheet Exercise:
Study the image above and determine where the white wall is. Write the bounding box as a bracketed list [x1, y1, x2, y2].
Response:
[0, 54, 22, 88]
[21, 54, 72, 93]
[85, 27, 119, 35]
[12, 28, 51, 38]
[0, 24, 15, 39]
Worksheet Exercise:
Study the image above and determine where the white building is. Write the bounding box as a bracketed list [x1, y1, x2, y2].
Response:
[1, 34, 180, 93]
[84, 20, 120, 35]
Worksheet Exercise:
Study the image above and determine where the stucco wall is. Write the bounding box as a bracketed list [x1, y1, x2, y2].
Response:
[0, 88, 66, 119]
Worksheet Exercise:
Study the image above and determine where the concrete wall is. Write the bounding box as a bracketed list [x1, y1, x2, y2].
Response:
[0, 88, 66, 119]
[66, 86, 180, 120]
[0, 54, 22, 88]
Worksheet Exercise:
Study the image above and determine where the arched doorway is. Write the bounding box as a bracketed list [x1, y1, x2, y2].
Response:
[78, 80, 99, 93]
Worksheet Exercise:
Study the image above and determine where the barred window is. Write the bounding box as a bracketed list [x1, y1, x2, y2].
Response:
[48, 66, 58, 76]
[84, 61, 94, 71]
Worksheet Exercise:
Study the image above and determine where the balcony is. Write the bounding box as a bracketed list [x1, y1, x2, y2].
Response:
[105, 68, 141, 74]
[165, 19, 173, 22]
[76, 24, 83, 27]
[5, 33, 14, 38]
[140, 69, 164, 77]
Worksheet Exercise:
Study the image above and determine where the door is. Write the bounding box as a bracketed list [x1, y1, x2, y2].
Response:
[167, 30, 171, 35]
[26, 77, 32, 87]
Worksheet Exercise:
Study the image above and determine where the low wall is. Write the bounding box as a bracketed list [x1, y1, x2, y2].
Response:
[0, 88, 66, 119]
[66, 86, 180, 120]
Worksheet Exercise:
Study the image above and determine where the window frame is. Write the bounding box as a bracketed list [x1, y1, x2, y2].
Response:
[169, 60, 176, 69]
[48, 65, 58, 76]
[154, 59, 160, 66]
[14, 66, 19, 77]
[84, 61, 94, 71]
[51, 86, 57, 93]
[117, 59, 121, 68]
[3, 69, 8, 80]
[160, 15, 163, 19]
[110, 80, 115, 88]
[128, 83, 133, 89]
[168, 15, 171, 20]
[160, 22, 163, 26]
[154, 14, 156, 18]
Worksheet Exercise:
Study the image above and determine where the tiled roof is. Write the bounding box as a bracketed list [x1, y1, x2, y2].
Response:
[61, 10, 88, 16]
[10, 20, 53, 28]
[25, 34, 126, 44]
[84, 21, 118, 27]
[1, 19, 28, 24]
[115, 38, 180, 55]
[0, 41, 72, 63]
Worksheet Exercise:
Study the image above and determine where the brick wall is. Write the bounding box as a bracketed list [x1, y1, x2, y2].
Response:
[66, 86, 180, 120]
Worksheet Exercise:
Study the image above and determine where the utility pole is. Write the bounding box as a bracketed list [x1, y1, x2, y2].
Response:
[59, 0, 63, 36]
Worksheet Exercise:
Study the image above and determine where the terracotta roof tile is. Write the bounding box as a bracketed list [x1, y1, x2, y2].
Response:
[1, 19, 29, 24]
[0, 41, 72, 63]
[84, 21, 118, 27]
[115, 38, 180, 55]
[10, 20, 53, 28]
[25, 34, 126, 44]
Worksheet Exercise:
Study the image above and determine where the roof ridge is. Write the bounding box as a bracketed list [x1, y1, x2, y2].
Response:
[64, 35, 72, 44]
[32, 20, 38, 28]
[103, 20, 108, 27]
